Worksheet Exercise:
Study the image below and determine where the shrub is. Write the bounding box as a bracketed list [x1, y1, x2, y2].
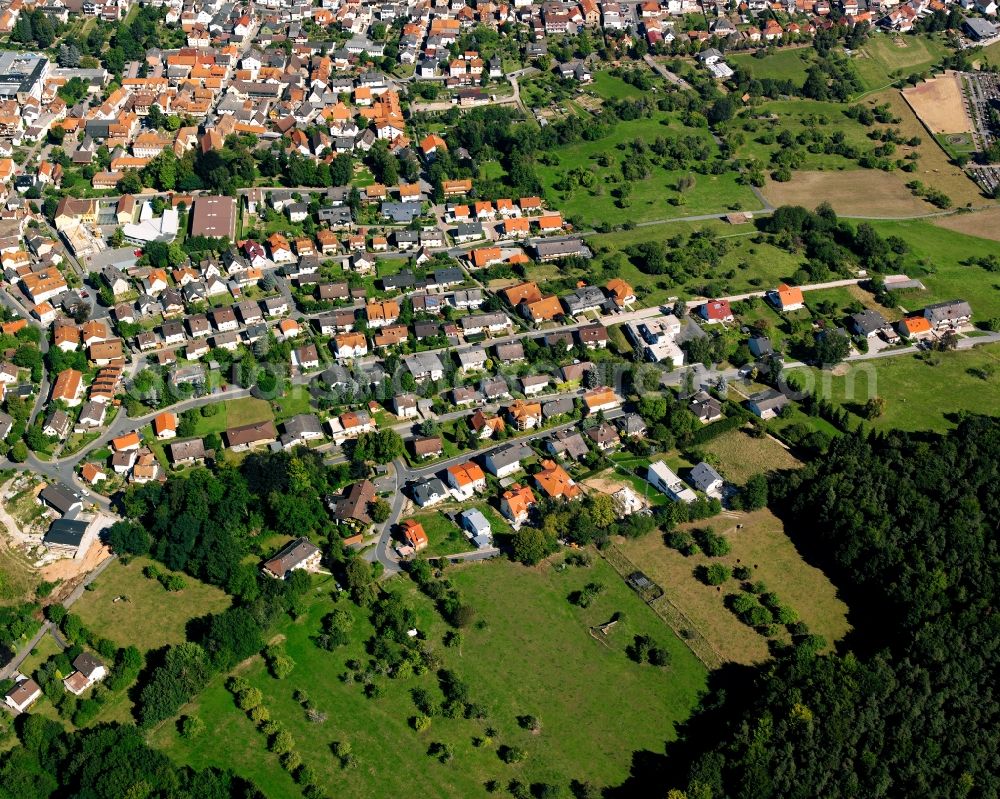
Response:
[498, 745, 527, 764]
[410, 715, 431, 732]
[699, 563, 731, 585]
[236, 686, 263, 711]
[179, 715, 205, 739]
[270, 729, 294, 755]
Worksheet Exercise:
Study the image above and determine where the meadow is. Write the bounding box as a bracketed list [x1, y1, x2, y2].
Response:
[619, 508, 851, 665]
[729, 48, 813, 86]
[73, 556, 231, 654]
[791, 343, 1000, 433]
[534, 111, 762, 227]
[152, 558, 708, 798]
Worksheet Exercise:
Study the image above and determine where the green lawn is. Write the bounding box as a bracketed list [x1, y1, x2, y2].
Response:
[851, 35, 950, 93]
[411, 511, 473, 557]
[868, 219, 1000, 321]
[152, 558, 707, 797]
[789, 343, 1000, 433]
[73, 556, 231, 653]
[536, 112, 762, 226]
[729, 48, 814, 85]
[591, 69, 658, 100]
[193, 398, 274, 437]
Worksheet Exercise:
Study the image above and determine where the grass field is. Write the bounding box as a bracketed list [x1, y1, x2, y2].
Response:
[535, 112, 762, 227]
[699, 427, 802, 485]
[0, 538, 37, 605]
[618, 508, 850, 665]
[729, 49, 813, 85]
[587, 223, 806, 306]
[867, 219, 1000, 320]
[153, 559, 707, 797]
[790, 343, 1000, 432]
[73, 556, 230, 653]
[851, 35, 950, 93]
[736, 98, 887, 172]
[192, 398, 273, 437]
[411, 511, 473, 557]
[591, 69, 655, 100]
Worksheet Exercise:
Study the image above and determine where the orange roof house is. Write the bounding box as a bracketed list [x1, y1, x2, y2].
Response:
[524, 295, 563, 322]
[533, 460, 581, 500]
[500, 483, 536, 523]
[442, 179, 472, 196]
[153, 412, 178, 438]
[112, 431, 142, 452]
[536, 213, 563, 231]
[501, 281, 542, 307]
[446, 461, 486, 488]
[771, 283, 804, 311]
[420, 134, 447, 155]
[51, 368, 83, 404]
[470, 247, 502, 269]
[400, 519, 428, 551]
[605, 278, 635, 307]
[898, 315, 932, 338]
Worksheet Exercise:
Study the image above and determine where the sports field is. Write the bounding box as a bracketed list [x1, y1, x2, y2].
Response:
[153, 559, 707, 798]
[852, 34, 949, 92]
[901, 72, 972, 135]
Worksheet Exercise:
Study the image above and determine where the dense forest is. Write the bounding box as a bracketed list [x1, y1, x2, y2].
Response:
[649, 415, 1000, 799]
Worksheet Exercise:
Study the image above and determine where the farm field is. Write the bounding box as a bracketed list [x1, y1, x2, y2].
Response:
[729, 48, 813, 85]
[699, 427, 802, 485]
[763, 168, 939, 217]
[851, 34, 950, 92]
[73, 556, 231, 653]
[790, 343, 1000, 433]
[153, 559, 707, 798]
[875, 89, 985, 206]
[868, 219, 1000, 320]
[932, 207, 1000, 243]
[618, 508, 851, 665]
[534, 112, 762, 227]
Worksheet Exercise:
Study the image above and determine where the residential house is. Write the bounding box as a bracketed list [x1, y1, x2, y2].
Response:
[746, 389, 790, 419]
[225, 420, 278, 451]
[500, 483, 536, 525]
[262, 537, 322, 579]
[411, 476, 449, 508]
[647, 460, 697, 503]
[689, 462, 724, 498]
[533, 459, 581, 500]
[62, 652, 107, 696]
[482, 441, 533, 478]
